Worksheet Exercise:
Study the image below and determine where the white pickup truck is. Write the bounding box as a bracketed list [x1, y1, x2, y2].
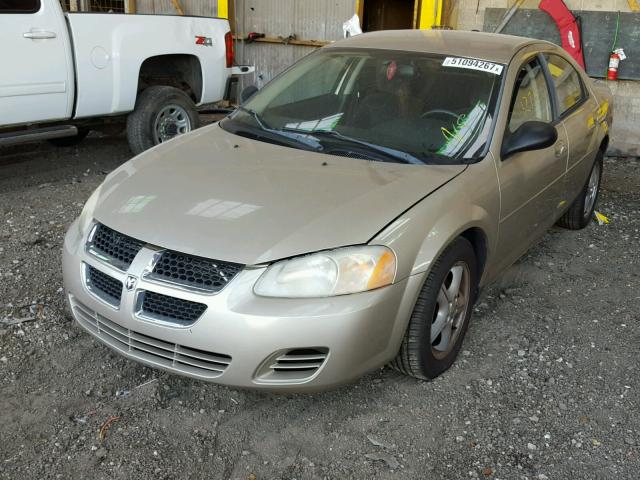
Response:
[0, 0, 249, 153]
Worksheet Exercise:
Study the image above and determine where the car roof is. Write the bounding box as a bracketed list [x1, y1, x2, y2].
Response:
[327, 29, 547, 64]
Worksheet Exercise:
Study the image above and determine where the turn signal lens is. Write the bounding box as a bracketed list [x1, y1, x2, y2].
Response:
[367, 250, 396, 290]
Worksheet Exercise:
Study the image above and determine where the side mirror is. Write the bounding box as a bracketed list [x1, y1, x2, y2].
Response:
[501, 121, 558, 159]
[240, 85, 259, 104]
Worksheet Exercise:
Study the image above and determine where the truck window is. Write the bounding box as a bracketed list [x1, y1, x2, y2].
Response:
[0, 0, 41, 12]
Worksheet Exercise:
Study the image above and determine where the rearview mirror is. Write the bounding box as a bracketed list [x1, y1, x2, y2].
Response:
[240, 85, 259, 104]
[501, 121, 558, 159]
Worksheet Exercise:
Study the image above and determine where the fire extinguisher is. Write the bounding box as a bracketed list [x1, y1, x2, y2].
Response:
[607, 52, 620, 80]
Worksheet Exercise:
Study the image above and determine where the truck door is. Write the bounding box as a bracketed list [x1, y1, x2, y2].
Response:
[0, 0, 74, 126]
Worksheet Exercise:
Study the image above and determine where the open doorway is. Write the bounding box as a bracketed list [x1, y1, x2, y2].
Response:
[362, 0, 416, 32]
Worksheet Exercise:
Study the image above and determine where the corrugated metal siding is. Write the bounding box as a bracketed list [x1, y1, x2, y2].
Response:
[236, 0, 352, 40]
[137, 0, 219, 16]
[238, 43, 313, 89]
[134, 0, 357, 94]
[234, 0, 355, 88]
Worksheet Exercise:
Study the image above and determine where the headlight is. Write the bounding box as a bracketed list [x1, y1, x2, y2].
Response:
[254, 246, 396, 298]
[77, 187, 101, 235]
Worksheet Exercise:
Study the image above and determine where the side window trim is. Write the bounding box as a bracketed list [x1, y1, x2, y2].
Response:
[0, 1, 41, 13]
[542, 52, 588, 121]
[538, 53, 560, 124]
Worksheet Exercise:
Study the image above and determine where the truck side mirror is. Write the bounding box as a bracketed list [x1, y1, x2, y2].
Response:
[240, 85, 259, 104]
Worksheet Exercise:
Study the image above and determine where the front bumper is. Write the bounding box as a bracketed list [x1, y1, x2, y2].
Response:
[62, 221, 423, 391]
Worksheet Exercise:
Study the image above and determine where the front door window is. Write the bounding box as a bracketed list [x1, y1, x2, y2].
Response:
[507, 57, 553, 132]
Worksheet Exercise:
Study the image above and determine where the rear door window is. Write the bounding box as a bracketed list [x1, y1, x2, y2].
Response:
[0, 0, 41, 12]
[544, 54, 585, 116]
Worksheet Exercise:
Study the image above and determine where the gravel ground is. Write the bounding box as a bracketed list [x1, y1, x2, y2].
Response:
[0, 136, 638, 480]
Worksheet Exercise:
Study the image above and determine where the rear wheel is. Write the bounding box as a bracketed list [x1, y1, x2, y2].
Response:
[390, 237, 478, 379]
[557, 150, 603, 230]
[126, 86, 199, 155]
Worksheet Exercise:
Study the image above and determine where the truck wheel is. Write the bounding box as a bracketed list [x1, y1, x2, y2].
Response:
[126, 86, 199, 155]
[48, 129, 89, 147]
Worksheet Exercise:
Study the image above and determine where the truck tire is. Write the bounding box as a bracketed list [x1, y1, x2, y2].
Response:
[48, 129, 89, 147]
[126, 86, 199, 155]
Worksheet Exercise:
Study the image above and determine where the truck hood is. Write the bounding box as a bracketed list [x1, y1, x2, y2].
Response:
[92, 124, 464, 265]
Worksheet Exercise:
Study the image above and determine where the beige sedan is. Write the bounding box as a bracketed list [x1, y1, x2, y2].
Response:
[63, 30, 611, 391]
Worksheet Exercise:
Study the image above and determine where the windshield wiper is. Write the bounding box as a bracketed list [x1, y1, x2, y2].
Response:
[236, 105, 273, 131]
[234, 107, 322, 151]
[283, 128, 424, 165]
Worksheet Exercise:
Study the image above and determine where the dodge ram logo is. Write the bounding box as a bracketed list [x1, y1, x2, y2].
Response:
[125, 275, 138, 291]
[195, 36, 213, 46]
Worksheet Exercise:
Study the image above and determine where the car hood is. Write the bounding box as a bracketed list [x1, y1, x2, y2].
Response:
[92, 124, 465, 265]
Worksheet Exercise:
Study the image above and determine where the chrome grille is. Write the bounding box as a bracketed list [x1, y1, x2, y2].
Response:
[86, 265, 123, 307]
[88, 223, 144, 270]
[71, 297, 231, 378]
[140, 290, 207, 326]
[149, 251, 243, 293]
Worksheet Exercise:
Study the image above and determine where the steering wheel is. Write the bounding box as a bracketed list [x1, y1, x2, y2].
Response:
[420, 109, 459, 121]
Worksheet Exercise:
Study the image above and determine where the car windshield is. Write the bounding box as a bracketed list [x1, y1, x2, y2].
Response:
[221, 49, 503, 165]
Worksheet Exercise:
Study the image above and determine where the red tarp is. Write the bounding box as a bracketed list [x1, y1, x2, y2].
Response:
[539, 0, 586, 69]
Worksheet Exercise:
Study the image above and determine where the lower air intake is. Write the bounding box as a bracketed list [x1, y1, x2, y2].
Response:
[70, 297, 231, 379]
[255, 348, 329, 383]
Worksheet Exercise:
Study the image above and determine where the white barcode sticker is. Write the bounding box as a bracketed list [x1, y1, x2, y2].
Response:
[442, 57, 504, 75]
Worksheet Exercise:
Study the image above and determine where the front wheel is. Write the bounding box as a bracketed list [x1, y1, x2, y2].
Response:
[126, 86, 199, 155]
[390, 237, 478, 380]
[557, 150, 603, 230]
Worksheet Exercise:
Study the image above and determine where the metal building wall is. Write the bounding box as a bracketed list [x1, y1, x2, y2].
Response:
[134, 0, 354, 88]
[234, 0, 356, 89]
[136, 0, 219, 16]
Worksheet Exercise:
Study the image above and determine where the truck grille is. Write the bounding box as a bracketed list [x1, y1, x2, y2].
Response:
[140, 290, 207, 326]
[86, 265, 123, 307]
[88, 223, 144, 270]
[71, 297, 231, 379]
[149, 250, 243, 293]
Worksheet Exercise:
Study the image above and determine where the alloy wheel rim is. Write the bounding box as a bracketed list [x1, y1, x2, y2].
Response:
[431, 261, 471, 359]
[154, 105, 192, 144]
[583, 161, 601, 217]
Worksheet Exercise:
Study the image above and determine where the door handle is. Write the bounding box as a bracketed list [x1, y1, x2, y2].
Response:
[23, 30, 57, 40]
[555, 142, 566, 159]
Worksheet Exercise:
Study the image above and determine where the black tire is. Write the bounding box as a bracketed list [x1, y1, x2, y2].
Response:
[126, 85, 199, 155]
[47, 129, 89, 147]
[556, 150, 604, 230]
[390, 237, 478, 380]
